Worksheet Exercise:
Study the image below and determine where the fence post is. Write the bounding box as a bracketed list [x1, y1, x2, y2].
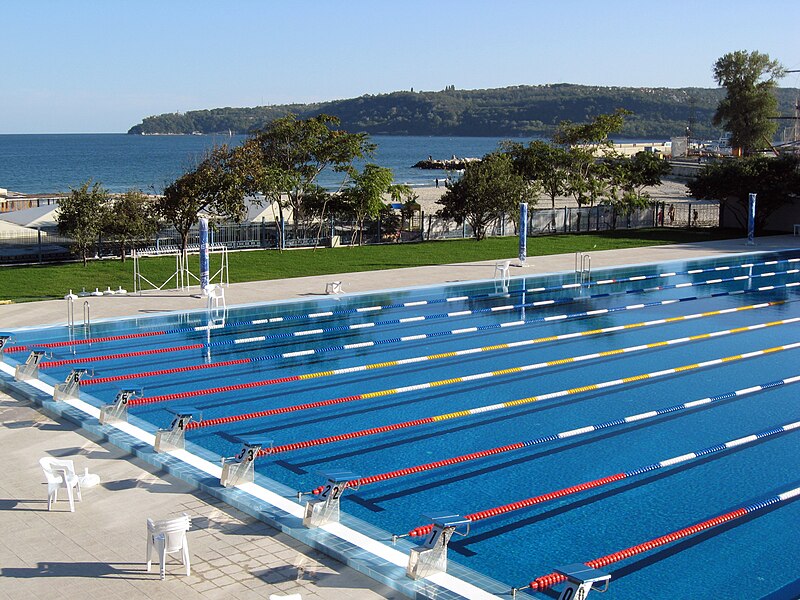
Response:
[260, 217, 266, 248]
[462, 221, 466, 238]
[427, 215, 432, 241]
[563, 207, 567, 233]
[688, 203, 693, 228]
[37, 226, 42, 264]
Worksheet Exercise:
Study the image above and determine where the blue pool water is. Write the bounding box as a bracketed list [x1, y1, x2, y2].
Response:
[5, 250, 800, 599]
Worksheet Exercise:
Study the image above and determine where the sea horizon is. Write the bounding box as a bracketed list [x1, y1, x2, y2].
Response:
[0, 133, 671, 196]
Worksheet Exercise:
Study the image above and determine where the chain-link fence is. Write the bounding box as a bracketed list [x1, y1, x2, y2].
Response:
[0, 201, 719, 264]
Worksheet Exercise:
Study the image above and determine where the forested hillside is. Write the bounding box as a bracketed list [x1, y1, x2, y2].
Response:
[128, 84, 799, 139]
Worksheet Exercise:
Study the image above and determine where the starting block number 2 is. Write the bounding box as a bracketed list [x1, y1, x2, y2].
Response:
[319, 482, 344, 502]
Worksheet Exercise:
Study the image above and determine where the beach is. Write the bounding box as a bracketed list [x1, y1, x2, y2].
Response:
[409, 179, 695, 215]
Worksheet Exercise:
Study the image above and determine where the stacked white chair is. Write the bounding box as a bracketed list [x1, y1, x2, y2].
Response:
[39, 457, 83, 512]
[146, 513, 192, 579]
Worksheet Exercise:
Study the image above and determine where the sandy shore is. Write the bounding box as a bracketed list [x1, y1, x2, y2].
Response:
[409, 179, 695, 215]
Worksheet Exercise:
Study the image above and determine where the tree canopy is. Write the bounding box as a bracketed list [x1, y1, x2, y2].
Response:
[56, 180, 110, 265]
[689, 154, 800, 230]
[157, 144, 247, 252]
[237, 114, 375, 239]
[102, 189, 160, 261]
[712, 50, 785, 154]
[437, 153, 535, 241]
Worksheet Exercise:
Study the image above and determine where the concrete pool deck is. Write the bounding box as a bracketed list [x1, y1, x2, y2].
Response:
[1, 234, 799, 600]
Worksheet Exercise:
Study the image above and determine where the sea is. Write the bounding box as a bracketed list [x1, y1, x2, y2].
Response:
[0, 133, 536, 195]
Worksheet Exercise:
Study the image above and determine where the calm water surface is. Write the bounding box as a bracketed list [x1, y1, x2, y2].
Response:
[0, 134, 531, 194]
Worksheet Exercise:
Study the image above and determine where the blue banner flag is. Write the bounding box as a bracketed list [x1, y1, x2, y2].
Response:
[518, 202, 528, 264]
[199, 217, 209, 288]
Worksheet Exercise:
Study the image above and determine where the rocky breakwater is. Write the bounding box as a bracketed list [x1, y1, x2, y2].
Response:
[412, 156, 481, 170]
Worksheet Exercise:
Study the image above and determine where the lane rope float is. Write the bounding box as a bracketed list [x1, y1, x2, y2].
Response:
[404, 418, 800, 538]
[7, 255, 797, 355]
[81, 298, 786, 388]
[520, 484, 800, 592]
[130, 314, 799, 411]
[77, 294, 778, 383]
[245, 339, 800, 456]
[38, 272, 800, 371]
[317, 374, 800, 494]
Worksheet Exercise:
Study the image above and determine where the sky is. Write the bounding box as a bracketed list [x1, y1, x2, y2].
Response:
[2, 0, 799, 134]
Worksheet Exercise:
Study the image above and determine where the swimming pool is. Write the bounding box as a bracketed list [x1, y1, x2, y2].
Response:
[3, 250, 800, 599]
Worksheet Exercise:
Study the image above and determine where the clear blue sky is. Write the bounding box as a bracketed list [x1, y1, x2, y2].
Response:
[3, 0, 799, 133]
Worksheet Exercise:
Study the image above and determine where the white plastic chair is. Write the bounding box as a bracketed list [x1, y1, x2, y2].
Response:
[494, 260, 511, 287]
[325, 281, 343, 294]
[204, 284, 226, 310]
[40, 457, 82, 512]
[146, 513, 192, 579]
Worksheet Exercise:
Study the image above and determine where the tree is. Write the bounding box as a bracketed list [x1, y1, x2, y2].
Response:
[56, 180, 109, 266]
[340, 164, 395, 245]
[688, 154, 800, 231]
[553, 108, 631, 146]
[437, 153, 534, 241]
[101, 190, 160, 261]
[157, 144, 246, 252]
[238, 114, 375, 240]
[504, 140, 567, 209]
[562, 147, 608, 207]
[552, 109, 631, 207]
[712, 50, 785, 154]
[606, 151, 672, 210]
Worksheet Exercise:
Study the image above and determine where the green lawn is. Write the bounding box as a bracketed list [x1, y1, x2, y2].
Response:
[0, 228, 743, 303]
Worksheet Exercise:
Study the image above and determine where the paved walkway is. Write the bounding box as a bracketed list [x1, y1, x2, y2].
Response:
[1, 235, 799, 600]
[0, 392, 400, 599]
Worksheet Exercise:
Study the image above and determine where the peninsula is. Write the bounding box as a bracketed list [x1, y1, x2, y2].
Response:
[128, 83, 800, 140]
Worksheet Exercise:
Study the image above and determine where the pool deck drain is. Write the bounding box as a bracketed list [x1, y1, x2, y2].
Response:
[2, 236, 800, 600]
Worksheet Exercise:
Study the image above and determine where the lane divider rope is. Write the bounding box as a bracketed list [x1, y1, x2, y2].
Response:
[38, 271, 800, 371]
[405, 419, 800, 537]
[522, 484, 800, 592]
[317, 374, 800, 493]
[81, 298, 786, 387]
[7, 255, 796, 354]
[252, 339, 800, 456]
[165, 313, 798, 423]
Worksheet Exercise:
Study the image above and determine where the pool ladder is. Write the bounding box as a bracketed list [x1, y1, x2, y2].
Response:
[575, 252, 592, 286]
[66, 297, 92, 351]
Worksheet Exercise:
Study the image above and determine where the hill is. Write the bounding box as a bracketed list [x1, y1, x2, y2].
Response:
[127, 83, 800, 140]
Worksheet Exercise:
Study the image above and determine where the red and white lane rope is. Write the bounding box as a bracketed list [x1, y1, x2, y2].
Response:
[520, 484, 800, 592]
[405, 419, 800, 538]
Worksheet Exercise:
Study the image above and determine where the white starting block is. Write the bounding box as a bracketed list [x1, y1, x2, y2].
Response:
[325, 281, 343, 294]
[220, 438, 270, 487]
[303, 470, 359, 528]
[99, 389, 141, 425]
[14, 349, 49, 381]
[154, 407, 198, 453]
[53, 368, 91, 401]
[554, 564, 611, 600]
[406, 512, 470, 580]
[0, 333, 12, 359]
